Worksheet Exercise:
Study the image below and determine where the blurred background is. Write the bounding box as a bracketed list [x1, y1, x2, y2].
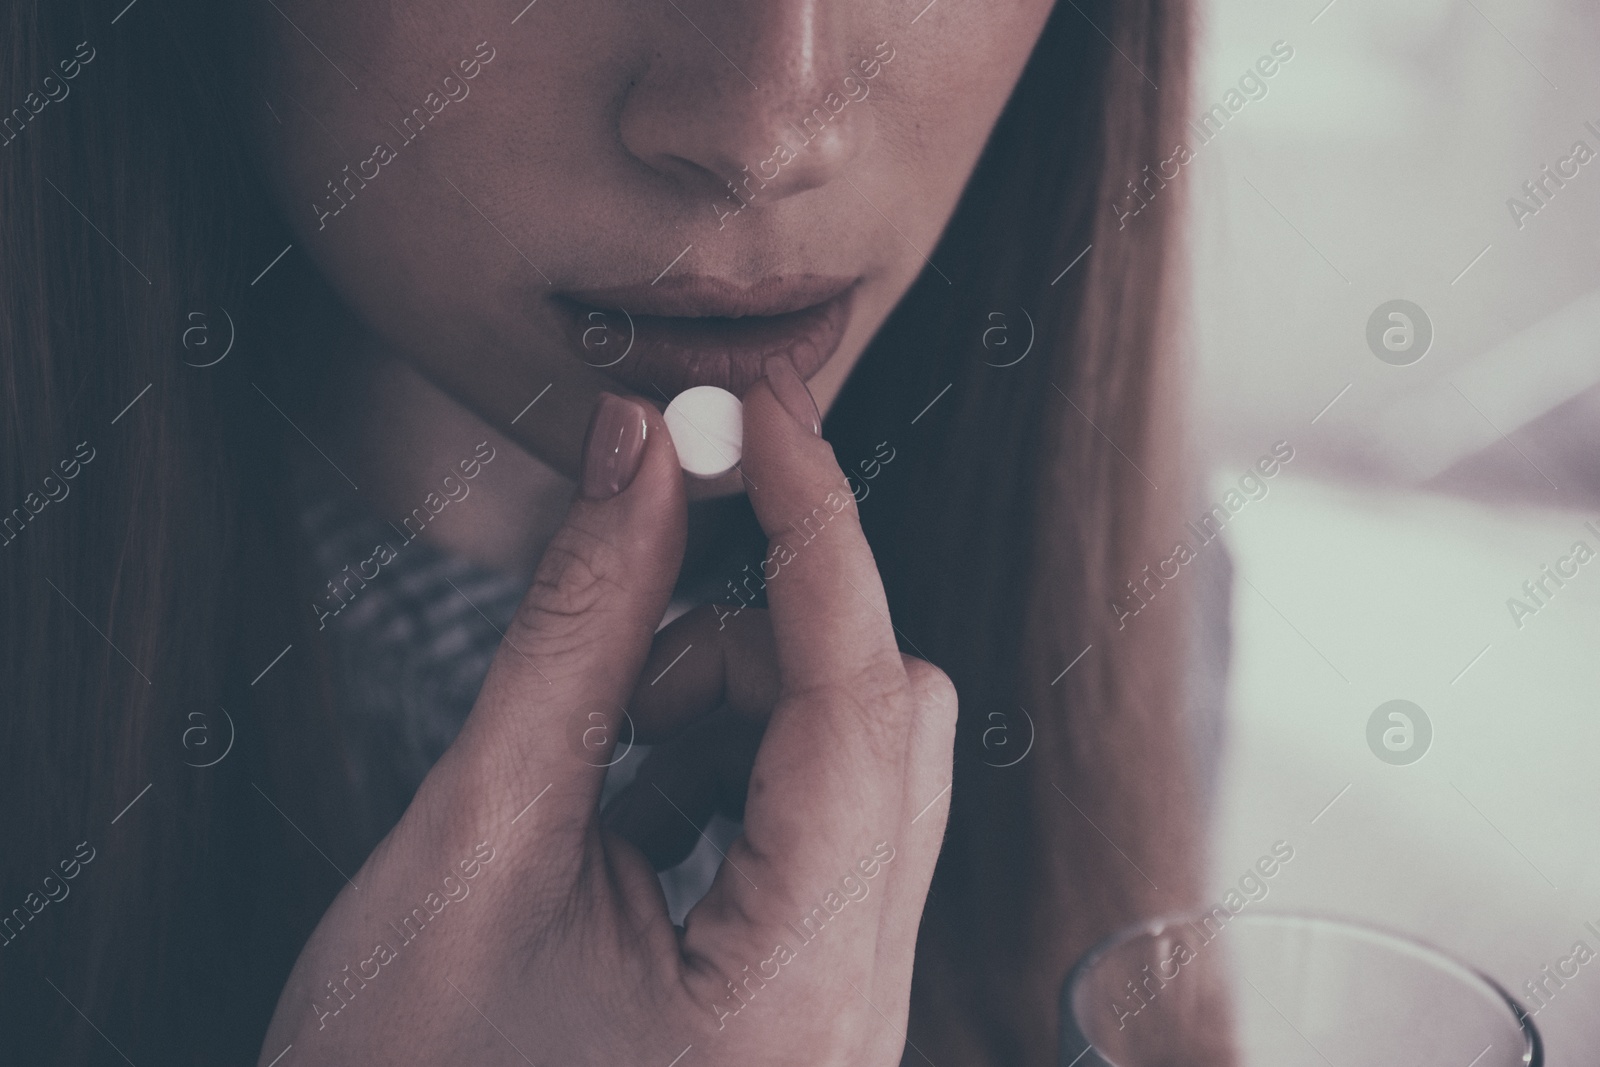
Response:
[1187, 0, 1600, 1058]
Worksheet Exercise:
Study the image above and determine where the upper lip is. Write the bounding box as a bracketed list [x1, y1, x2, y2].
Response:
[555, 273, 858, 319]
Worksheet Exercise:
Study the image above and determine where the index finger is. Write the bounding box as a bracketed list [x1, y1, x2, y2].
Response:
[736, 366, 902, 693]
[679, 363, 954, 977]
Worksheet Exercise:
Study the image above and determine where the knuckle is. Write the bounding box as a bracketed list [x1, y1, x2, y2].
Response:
[512, 527, 628, 641]
[849, 648, 912, 704]
[804, 651, 914, 760]
[788, 649, 906, 713]
[902, 657, 959, 722]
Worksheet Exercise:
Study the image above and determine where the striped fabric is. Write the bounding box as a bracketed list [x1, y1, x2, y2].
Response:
[293, 456, 736, 922]
[293, 454, 1231, 927]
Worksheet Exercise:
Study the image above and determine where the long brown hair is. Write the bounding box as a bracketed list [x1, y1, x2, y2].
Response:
[830, 1, 1200, 1058]
[0, 1, 1196, 1063]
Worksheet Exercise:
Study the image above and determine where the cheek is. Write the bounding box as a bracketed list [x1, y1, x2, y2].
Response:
[265, 0, 402, 70]
[862, 2, 1055, 225]
[252, 0, 628, 304]
[242, 0, 1060, 484]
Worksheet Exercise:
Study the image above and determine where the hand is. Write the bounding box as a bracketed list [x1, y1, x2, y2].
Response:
[596, 601, 779, 872]
[258, 368, 959, 1067]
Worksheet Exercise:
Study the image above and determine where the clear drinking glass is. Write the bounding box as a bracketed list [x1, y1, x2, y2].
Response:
[1061, 911, 1541, 1067]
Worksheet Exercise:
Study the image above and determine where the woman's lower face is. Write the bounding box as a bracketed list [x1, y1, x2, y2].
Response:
[240, 0, 1056, 497]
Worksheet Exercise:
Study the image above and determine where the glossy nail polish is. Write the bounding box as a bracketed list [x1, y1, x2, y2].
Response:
[580, 393, 647, 500]
[762, 354, 822, 436]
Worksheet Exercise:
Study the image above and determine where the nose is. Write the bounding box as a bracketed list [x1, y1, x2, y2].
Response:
[619, 0, 875, 205]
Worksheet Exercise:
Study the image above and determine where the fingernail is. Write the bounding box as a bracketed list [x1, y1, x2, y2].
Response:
[762, 354, 822, 436]
[580, 392, 648, 500]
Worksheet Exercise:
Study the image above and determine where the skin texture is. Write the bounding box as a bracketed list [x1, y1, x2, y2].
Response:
[243, 2, 1061, 1063]
[259, 385, 959, 1064]
[241, 0, 1055, 503]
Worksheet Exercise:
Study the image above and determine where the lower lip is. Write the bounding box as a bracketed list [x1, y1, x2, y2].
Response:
[554, 287, 855, 399]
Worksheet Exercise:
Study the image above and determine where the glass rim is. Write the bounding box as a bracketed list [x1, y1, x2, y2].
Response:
[1060, 908, 1542, 1067]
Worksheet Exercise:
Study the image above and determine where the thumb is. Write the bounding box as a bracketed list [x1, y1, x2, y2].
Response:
[439, 392, 687, 846]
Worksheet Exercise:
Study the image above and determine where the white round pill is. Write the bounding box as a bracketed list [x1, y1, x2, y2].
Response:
[664, 385, 743, 479]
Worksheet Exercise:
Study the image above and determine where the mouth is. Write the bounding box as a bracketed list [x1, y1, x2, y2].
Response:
[552, 274, 858, 399]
